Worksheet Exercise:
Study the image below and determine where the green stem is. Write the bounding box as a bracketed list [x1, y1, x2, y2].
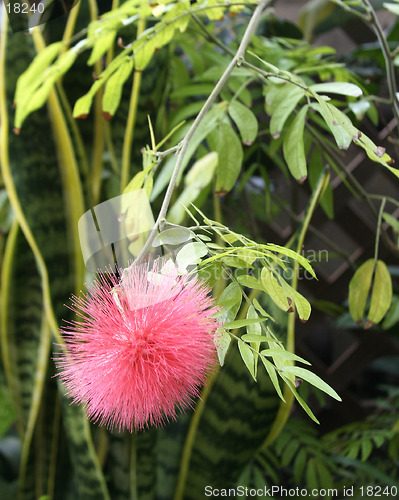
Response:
[90, 0, 105, 205]
[121, 17, 147, 192]
[0, 18, 62, 345]
[362, 0, 399, 126]
[374, 198, 386, 263]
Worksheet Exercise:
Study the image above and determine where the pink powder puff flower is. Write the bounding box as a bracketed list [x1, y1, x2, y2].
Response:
[55, 259, 219, 431]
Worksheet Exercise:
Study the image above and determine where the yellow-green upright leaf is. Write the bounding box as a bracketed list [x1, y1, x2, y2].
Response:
[261, 267, 291, 312]
[277, 276, 311, 322]
[348, 259, 374, 325]
[367, 260, 393, 327]
[88, 30, 117, 66]
[102, 57, 134, 118]
[14, 41, 63, 106]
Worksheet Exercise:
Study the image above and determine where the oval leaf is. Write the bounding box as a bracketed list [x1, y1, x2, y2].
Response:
[152, 227, 193, 247]
[281, 366, 341, 401]
[367, 260, 393, 327]
[282, 105, 309, 182]
[238, 339, 256, 381]
[228, 100, 258, 145]
[213, 329, 231, 366]
[349, 259, 374, 324]
[310, 82, 363, 97]
[176, 241, 208, 271]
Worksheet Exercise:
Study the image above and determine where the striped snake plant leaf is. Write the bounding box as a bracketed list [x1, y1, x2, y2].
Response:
[1, 222, 45, 500]
[2, 19, 109, 500]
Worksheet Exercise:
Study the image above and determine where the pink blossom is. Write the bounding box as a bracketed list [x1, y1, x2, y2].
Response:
[55, 260, 219, 431]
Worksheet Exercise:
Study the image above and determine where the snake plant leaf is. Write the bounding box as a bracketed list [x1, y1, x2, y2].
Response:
[0, 223, 43, 499]
[3, 24, 109, 500]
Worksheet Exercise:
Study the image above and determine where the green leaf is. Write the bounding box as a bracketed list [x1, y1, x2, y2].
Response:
[213, 329, 231, 366]
[260, 356, 285, 401]
[309, 82, 363, 97]
[14, 41, 63, 106]
[283, 105, 309, 182]
[102, 57, 134, 118]
[238, 339, 256, 381]
[261, 349, 311, 365]
[270, 85, 305, 139]
[224, 317, 269, 329]
[133, 36, 156, 71]
[281, 366, 341, 401]
[293, 448, 307, 483]
[367, 260, 392, 327]
[176, 241, 208, 271]
[382, 212, 399, 233]
[152, 227, 193, 247]
[228, 100, 258, 145]
[237, 274, 264, 290]
[277, 276, 312, 322]
[384, 2, 399, 15]
[284, 379, 320, 423]
[349, 99, 370, 119]
[361, 439, 373, 461]
[208, 122, 243, 194]
[311, 99, 355, 150]
[261, 267, 291, 312]
[168, 152, 218, 224]
[306, 458, 319, 490]
[122, 163, 153, 195]
[382, 294, 399, 329]
[15, 48, 79, 129]
[246, 305, 262, 375]
[218, 282, 242, 322]
[349, 259, 374, 324]
[263, 244, 316, 278]
[242, 334, 274, 343]
[88, 30, 117, 65]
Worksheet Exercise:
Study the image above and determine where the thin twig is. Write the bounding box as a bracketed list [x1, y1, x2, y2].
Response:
[362, 0, 399, 125]
[134, 0, 271, 265]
